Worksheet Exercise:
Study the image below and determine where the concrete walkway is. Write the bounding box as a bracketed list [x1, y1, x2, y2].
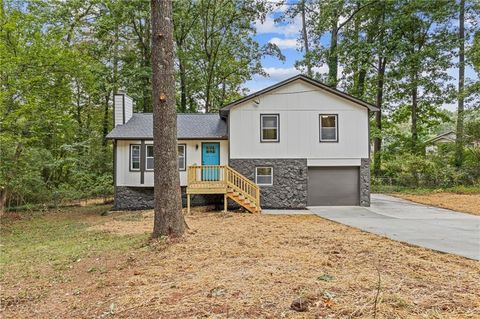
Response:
[306, 194, 480, 260]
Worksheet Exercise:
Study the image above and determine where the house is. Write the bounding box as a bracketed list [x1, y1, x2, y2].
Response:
[106, 75, 378, 211]
[425, 130, 456, 152]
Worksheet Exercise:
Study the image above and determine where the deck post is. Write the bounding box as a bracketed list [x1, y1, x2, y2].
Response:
[224, 193, 227, 213]
[187, 193, 191, 214]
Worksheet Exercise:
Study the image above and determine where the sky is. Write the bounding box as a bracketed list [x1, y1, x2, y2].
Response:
[244, 1, 478, 112]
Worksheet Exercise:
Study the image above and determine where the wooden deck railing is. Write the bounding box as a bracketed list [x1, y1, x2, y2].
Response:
[187, 165, 260, 212]
[224, 166, 259, 208]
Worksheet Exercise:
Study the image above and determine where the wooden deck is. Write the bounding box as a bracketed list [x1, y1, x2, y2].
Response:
[186, 182, 227, 194]
[186, 165, 261, 213]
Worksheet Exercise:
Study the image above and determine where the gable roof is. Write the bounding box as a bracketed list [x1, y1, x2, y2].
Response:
[425, 130, 456, 144]
[219, 74, 379, 117]
[106, 113, 228, 140]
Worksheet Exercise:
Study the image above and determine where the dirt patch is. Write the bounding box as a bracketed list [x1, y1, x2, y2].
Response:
[2, 206, 479, 318]
[393, 192, 480, 216]
[88, 211, 154, 235]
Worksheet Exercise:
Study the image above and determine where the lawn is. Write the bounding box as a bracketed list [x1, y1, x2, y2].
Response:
[1, 205, 479, 318]
[384, 186, 480, 216]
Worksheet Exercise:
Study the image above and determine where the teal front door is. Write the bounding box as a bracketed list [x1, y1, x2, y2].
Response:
[202, 143, 220, 181]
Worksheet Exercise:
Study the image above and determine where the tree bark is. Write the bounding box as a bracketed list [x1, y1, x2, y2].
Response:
[328, 10, 339, 87]
[373, 58, 386, 177]
[102, 93, 110, 146]
[151, 0, 185, 238]
[0, 187, 7, 217]
[411, 72, 418, 152]
[300, 0, 312, 77]
[455, 0, 465, 167]
[179, 58, 187, 112]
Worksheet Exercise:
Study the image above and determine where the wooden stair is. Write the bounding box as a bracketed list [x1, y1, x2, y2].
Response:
[186, 165, 261, 213]
[227, 189, 259, 213]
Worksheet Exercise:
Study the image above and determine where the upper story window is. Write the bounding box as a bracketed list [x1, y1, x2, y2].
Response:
[146, 145, 154, 170]
[260, 114, 279, 142]
[255, 167, 273, 185]
[178, 144, 186, 171]
[319, 114, 338, 142]
[130, 144, 141, 171]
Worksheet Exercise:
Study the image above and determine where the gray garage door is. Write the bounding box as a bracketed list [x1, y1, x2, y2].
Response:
[307, 167, 360, 206]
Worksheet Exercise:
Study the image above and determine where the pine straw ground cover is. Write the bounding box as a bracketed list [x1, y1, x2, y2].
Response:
[1, 205, 479, 319]
[392, 193, 480, 216]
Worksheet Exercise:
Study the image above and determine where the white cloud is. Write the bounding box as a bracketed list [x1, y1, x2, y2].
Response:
[269, 37, 298, 49]
[263, 67, 300, 80]
[255, 13, 301, 37]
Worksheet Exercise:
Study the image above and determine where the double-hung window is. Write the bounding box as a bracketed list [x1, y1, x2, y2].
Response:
[145, 145, 154, 170]
[178, 144, 186, 171]
[130, 144, 141, 171]
[319, 114, 338, 142]
[260, 114, 279, 142]
[255, 167, 273, 186]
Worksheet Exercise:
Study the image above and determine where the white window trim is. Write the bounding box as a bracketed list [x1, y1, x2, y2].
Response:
[130, 144, 141, 171]
[178, 144, 186, 171]
[145, 145, 154, 171]
[255, 167, 273, 186]
[260, 114, 280, 142]
[319, 114, 338, 142]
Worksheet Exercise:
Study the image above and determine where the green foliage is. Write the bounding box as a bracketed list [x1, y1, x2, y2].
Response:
[374, 140, 480, 189]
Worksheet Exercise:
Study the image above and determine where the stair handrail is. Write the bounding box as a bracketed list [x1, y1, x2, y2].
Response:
[186, 165, 261, 213]
[225, 166, 260, 210]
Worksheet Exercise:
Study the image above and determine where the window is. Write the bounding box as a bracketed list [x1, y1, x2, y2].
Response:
[130, 144, 140, 171]
[255, 167, 273, 185]
[319, 114, 338, 142]
[260, 114, 279, 142]
[145, 145, 154, 170]
[178, 144, 186, 171]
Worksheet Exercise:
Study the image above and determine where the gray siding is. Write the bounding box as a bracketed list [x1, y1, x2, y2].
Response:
[229, 158, 308, 209]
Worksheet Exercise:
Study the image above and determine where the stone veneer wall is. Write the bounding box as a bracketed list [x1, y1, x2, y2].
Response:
[114, 186, 222, 210]
[229, 158, 308, 209]
[360, 158, 371, 207]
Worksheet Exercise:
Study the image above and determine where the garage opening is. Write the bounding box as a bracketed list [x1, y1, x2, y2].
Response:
[307, 167, 360, 206]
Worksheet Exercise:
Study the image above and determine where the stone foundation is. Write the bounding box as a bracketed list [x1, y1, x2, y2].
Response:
[360, 158, 371, 207]
[114, 186, 222, 210]
[229, 158, 308, 209]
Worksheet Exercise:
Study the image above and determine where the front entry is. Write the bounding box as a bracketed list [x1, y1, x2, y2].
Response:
[201, 143, 220, 181]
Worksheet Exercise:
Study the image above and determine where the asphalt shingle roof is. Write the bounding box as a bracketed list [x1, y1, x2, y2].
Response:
[106, 113, 228, 140]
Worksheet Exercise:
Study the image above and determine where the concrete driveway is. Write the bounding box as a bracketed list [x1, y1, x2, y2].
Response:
[308, 194, 480, 260]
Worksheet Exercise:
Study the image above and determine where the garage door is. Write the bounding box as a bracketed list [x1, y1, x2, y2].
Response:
[307, 167, 359, 206]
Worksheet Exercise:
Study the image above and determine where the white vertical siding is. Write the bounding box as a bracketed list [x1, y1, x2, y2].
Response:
[114, 94, 133, 126]
[115, 139, 228, 187]
[124, 95, 133, 123]
[114, 95, 124, 126]
[229, 80, 369, 164]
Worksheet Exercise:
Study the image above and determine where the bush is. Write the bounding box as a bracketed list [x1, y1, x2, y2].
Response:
[373, 143, 480, 190]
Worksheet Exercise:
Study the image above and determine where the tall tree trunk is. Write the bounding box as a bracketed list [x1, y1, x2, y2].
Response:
[455, 0, 465, 167]
[179, 58, 187, 112]
[328, 10, 339, 87]
[102, 94, 110, 146]
[0, 187, 7, 217]
[143, 16, 152, 113]
[300, 0, 312, 77]
[151, 0, 185, 238]
[373, 58, 386, 177]
[411, 73, 418, 152]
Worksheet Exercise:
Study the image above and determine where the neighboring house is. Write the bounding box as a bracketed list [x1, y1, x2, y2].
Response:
[106, 75, 378, 210]
[425, 130, 456, 153]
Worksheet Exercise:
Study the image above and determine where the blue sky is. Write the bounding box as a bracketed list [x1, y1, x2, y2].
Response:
[244, 1, 478, 111]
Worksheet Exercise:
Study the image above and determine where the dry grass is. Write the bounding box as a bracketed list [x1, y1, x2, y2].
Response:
[393, 193, 480, 216]
[1, 205, 479, 319]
